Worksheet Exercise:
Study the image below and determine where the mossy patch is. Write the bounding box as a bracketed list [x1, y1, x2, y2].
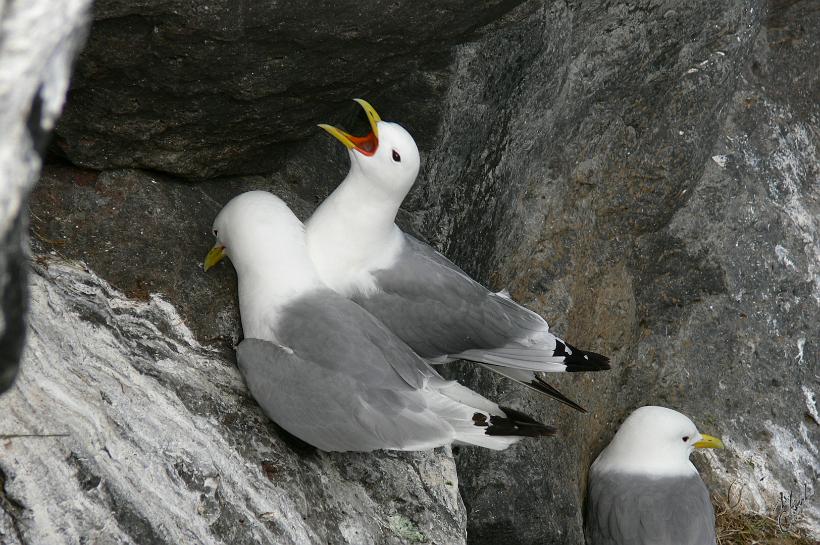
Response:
[387, 514, 427, 543]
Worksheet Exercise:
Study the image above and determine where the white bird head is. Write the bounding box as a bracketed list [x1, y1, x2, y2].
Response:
[592, 406, 724, 477]
[203, 191, 321, 338]
[203, 191, 314, 283]
[319, 99, 421, 199]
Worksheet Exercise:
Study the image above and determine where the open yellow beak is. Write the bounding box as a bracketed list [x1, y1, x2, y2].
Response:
[203, 244, 226, 272]
[694, 434, 724, 449]
[353, 98, 381, 135]
[318, 98, 381, 156]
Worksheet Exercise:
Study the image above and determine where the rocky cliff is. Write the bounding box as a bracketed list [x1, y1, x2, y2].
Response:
[0, 1, 92, 393]
[0, 0, 817, 544]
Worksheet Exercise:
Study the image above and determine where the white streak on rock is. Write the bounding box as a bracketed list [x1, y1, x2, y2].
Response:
[794, 337, 806, 364]
[711, 154, 728, 167]
[0, 259, 466, 545]
[769, 123, 820, 303]
[775, 244, 796, 270]
[804, 386, 819, 426]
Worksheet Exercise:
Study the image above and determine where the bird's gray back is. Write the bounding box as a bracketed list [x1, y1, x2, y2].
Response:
[236, 338, 450, 451]
[235, 291, 458, 451]
[275, 290, 443, 390]
[585, 471, 716, 545]
[357, 234, 545, 358]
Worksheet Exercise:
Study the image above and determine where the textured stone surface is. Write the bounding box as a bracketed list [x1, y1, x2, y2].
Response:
[19, 167, 469, 543]
[7, 0, 819, 543]
[54, 0, 524, 178]
[0, 260, 465, 544]
[409, 0, 819, 541]
[0, 1, 92, 393]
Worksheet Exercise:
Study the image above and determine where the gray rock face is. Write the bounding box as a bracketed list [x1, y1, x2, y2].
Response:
[22, 168, 472, 544]
[54, 0, 524, 178]
[0, 260, 464, 544]
[3, 0, 818, 543]
[410, 0, 819, 541]
[0, 1, 92, 393]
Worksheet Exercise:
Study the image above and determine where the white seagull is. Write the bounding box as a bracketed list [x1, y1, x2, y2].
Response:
[585, 406, 724, 545]
[203, 191, 555, 452]
[308, 99, 610, 412]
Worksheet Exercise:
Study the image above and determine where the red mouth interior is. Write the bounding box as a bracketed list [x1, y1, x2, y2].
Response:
[348, 131, 378, 156]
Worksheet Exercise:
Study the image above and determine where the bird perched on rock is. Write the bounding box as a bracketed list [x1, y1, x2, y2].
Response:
[203, 191, 555, 452]
[585, 406, 724, 545]
[309, 99, 610, 412]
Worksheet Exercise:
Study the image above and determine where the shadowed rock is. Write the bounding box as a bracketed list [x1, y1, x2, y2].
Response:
[54, 0, 525, 178]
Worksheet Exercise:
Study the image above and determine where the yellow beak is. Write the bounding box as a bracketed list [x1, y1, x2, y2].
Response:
[353, 98, 381, 136]
[203, 244, 226, 272]
[694, 434, 724, 449]
[318, 98, 381, 156]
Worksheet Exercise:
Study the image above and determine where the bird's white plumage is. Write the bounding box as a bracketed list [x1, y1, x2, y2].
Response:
[211, 191, 321, 341]
[307, 121, 419, 296]
[586, 406, 719, 545]
[208, 190, 553, 452]
[307, 106, 610, 412]
[591, 406, 704, 477]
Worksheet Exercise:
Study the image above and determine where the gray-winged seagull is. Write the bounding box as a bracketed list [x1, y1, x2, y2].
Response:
[585, 406, 724, 545]
[309, 99, 610, 412]
[204, 190, 555, 452]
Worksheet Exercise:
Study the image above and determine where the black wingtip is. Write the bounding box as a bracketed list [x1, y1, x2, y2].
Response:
[532, 377, 587, 413]
[481, 406, 557, 437]
[562, 342, 611, 372]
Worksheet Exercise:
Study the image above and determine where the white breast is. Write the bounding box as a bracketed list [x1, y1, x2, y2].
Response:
[309, 226, 404, 296]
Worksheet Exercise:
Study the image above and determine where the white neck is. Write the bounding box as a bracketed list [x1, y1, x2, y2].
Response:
[591, 441, 699, 478]
[306, 170, 405, 295]
[233, 253, 321, 342]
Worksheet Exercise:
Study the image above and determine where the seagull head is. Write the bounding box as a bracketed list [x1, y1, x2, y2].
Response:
[592, 406, 724, 477]
[203, 191, 308, 278]
[319, 99, 421, 198]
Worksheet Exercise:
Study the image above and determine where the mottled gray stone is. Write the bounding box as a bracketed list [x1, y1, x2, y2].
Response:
[409, 0, 818, 542]
[0, 260, 465, 544]
[0, 1, 92, 393]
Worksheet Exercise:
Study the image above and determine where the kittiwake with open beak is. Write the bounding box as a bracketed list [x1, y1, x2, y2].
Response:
[308, 99, 610, 412]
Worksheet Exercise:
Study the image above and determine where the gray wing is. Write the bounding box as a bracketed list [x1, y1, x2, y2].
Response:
[355, 234, 609, 377]
[236, 290, 457, 452]
[357, 234, 546, 359]
[237, 338, 454, 452]
[276, 290, 446, 391]
[585, 471, 716, 545]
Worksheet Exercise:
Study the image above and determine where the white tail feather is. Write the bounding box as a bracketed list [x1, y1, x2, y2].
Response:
[453, 429, 520, 450]
[428, 382, 521, 450]
[456, 346, 568, 372]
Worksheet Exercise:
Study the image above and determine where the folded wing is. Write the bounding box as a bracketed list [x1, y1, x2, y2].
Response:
[359, 235, 608, 372]
[237, 291, 554, 452]
[586, 472, 716, 545]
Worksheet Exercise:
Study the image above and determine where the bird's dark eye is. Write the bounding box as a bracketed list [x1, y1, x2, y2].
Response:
[682, 436, 690, 442]
[392, 149, 401, 162]
[213, 229, 218, 236]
